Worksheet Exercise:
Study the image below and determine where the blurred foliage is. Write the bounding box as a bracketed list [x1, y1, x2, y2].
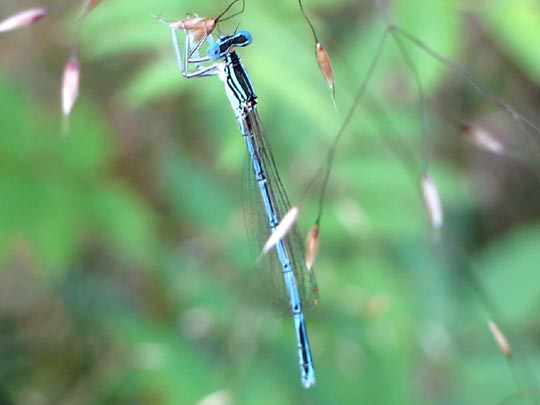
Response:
[1, 0, 540, 404]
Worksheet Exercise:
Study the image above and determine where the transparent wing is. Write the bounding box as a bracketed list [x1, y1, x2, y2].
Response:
[241, 106, 319, 314]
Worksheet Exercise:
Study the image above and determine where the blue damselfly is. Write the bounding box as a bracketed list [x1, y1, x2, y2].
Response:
[164, 24, 319, 388]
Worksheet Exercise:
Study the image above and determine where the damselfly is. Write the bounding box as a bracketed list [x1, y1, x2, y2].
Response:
[164, 24, 319, 388]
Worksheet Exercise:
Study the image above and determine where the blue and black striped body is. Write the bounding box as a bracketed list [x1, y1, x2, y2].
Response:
[211, 31, 317, 388]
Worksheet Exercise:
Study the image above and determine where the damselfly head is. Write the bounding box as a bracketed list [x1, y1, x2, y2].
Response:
[207, 42, 223, 60]
[234, 30, 252, 47]
[207, 30, 253, 60]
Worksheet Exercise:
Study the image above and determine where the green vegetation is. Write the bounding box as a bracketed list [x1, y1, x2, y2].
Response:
[1, 0, 540, 403]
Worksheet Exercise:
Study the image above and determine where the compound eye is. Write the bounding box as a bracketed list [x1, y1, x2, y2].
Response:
[207, 43, 222, 60]
[236, 30, 252, 47]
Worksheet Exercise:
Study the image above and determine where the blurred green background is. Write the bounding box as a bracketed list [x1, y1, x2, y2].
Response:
[1, 0, 540, 403]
